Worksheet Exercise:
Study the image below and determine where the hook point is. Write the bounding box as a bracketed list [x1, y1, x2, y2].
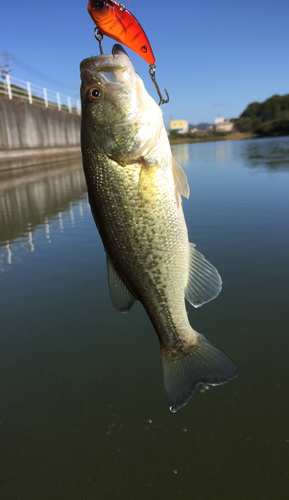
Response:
[149, 64, 169, 106]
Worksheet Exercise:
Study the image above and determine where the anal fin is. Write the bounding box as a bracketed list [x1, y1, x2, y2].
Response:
[185, 243, 222, 307]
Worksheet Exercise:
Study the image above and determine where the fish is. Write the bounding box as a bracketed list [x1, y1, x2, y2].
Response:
[80, 45, 238, 412]
[87, 0, 155, 65]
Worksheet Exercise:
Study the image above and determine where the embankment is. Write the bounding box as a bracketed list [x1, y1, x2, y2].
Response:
[0, 98, 81, 170]
[169, 131, 257, 145]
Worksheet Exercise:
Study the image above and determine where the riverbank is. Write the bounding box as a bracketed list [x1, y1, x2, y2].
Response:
[0, 146, 81, 171]
[0, 99, 80, 151]
[0, 98, 81, 170]
[169, 131, 258, 145]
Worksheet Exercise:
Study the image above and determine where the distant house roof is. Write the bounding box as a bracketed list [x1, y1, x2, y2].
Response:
[215, 120, 234, 132]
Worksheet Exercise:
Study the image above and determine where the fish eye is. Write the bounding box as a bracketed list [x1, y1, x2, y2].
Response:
[88, 87, 101, 102]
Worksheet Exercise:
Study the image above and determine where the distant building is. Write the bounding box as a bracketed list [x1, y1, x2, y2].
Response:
[170, 120, 189, 134]
[215, 117, 225, 125]
[214, 117, 235, 132]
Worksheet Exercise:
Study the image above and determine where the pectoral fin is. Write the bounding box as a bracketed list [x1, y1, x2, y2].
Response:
[172, 157, 190, 199]
[185, 243, 222, 307]
[107, 255, 136, 313]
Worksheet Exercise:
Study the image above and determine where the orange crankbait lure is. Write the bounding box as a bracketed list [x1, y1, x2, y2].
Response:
[87, 0, 169, 105]
[87, 0, 155, 65]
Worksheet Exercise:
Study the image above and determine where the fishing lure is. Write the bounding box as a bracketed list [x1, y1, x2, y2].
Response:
[88, 0, 155, 64]
[87, 0, 169, 105]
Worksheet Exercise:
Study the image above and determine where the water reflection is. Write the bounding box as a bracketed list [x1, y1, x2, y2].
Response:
[172, 137, 289, 174]
[0, 159, 88, 272]
[171, 144, 189, 167]
[172, 140, 235, 172]
[215, 140, 234, 165]
[245, 136, 289, 170]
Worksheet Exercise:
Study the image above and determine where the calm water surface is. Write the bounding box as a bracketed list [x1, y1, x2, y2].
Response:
[0, 137, 289, 499]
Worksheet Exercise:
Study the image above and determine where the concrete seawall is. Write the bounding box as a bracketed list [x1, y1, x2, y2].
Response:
[0, 98, 81, 149]
[0, 98, 82, 169]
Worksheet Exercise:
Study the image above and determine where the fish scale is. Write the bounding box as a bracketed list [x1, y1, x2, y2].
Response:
[84, 147, 187, 320]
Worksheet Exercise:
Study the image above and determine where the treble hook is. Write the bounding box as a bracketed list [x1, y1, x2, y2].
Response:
[94, 27, 104, 55]
[149, 64, 169, 106]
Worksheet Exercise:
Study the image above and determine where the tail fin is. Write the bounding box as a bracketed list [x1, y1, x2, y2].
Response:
[161, 332, 238, 412]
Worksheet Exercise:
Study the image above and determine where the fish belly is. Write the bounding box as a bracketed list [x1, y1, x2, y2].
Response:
[84, 148, 191, 347]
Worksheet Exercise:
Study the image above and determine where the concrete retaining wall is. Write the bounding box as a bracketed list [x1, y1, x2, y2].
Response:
[0, 98, 81, 150]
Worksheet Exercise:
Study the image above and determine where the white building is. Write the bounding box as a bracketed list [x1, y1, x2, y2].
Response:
[215, 117, 234, 132]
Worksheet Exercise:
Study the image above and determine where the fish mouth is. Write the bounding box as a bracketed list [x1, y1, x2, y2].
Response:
[80, 44, 133, 79]
[80, 44, 143, 123]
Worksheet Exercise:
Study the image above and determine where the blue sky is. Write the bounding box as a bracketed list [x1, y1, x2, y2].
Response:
[1, 0, 289, 128]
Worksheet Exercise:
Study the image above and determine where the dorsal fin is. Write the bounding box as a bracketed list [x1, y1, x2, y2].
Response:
[172, 157, 190, 199]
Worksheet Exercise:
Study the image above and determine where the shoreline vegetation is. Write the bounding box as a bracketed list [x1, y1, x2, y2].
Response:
[169, 131, 257, 145]
[169, 93, 289, 145]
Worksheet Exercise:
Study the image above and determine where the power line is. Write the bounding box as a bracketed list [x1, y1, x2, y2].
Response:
[8, 51, 73, 88]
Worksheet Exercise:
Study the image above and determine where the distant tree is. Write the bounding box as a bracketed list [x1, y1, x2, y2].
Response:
[239, 94, 289, 136]
[241, 101, 260, 120]
[235, 117, 254, 132]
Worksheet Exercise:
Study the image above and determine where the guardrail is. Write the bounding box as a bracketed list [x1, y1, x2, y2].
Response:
[0, 74, 81, 115]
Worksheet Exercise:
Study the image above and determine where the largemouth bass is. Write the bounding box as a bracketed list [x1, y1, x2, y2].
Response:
[80, 45, 238, 412]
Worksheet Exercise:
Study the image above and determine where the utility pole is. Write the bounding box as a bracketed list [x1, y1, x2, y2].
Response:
[0, 49, 12, 78]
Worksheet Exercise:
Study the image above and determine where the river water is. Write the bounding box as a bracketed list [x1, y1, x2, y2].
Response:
[0, 137, 288, 499]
